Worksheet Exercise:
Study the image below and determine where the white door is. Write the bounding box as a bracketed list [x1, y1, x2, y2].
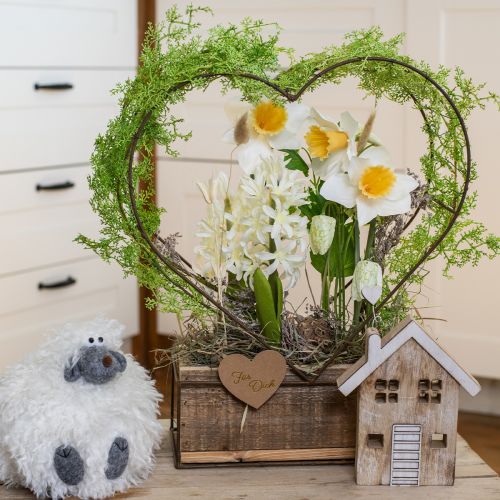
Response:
[390, 424, 422, 486]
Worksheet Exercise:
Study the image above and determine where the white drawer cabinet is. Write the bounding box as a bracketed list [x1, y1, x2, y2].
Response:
[0, 0, 137, 68]
[0, 166, 91, 214]
[0, 167, 102, 276]
[0, 258, 137, 370]
[0, 69, 134, 172]
[0, 0, 139, 370]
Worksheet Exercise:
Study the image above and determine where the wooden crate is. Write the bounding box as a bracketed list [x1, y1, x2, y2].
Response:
[169, 362, 357, 468]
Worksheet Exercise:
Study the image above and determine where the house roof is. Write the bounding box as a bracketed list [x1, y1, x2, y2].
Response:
[336, 316, 481, 397]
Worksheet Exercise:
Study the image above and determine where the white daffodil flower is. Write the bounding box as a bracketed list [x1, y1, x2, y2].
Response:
[300, 109, 359, 179]
[222, 99, 310, 174]
[309, 215, 337, 255]
[352, 260, 383, 304]
[320, 146, 419, 226]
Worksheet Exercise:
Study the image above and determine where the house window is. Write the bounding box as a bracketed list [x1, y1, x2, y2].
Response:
[374, 378, 399, 403]
[367, 433, 384, 448]
[388, 393, 398, 403]
[418, 379, 442, 403]
[419, 391, 429, 403]
[431, 379, 442, 391]
[388, 379, 399, 391]
[419, 379, 430, 390]
[431, 433, 447, 449]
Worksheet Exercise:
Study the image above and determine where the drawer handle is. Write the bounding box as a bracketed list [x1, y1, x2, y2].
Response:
[34, 82, 74, 91]
[36, 181, 75, 191]
[38, 276, 77, 290]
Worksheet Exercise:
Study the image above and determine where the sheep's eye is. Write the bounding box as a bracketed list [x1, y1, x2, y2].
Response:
[98, 337, 103, 343]
[88, 337, 95, 344]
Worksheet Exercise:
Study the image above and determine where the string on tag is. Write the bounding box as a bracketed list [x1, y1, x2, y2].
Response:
[240, 404, 249, 434]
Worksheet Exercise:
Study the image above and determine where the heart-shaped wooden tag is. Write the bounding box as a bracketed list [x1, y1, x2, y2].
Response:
[218, 350, 287, 409]
[361, 285, 382, 305]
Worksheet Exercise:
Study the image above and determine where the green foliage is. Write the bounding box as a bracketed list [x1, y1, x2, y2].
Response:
[268, 272, 284, 318]
[281, 149, 309, 176]
[253, 269, 282, 345]
[78, 4, 499, 338]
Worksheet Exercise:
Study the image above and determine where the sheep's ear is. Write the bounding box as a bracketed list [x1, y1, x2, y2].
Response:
[64, 362, 81, 382]
[111, 351, 127, 373]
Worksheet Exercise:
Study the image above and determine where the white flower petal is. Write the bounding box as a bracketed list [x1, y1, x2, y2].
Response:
[310, 152, 346, 179]
[236, 139, 272, 174]
[347, 156, 370, 184]
[224, 98, 251, 125]
[222, 127, 236, 144]
[376, 194, 413, 217]
[387, 173, 419, 201]
[285, 102, 311, 132]
[340, 111, 359, 138]
[262, 205, 275, 218]
[360, 145, 391, 166]
[310, 107, 339, 130]
[320, 174, 357, 208]
[269, 129, 302, 150]
[356, 196, 380, 226]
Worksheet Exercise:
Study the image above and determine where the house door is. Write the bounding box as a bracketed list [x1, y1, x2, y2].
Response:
[390, 424, 422, 486]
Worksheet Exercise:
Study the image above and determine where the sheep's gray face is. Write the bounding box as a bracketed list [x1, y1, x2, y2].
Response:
[64, 338, 127, 385]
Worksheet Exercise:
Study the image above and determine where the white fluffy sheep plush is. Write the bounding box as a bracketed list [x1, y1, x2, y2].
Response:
[0, 318, 163, 499]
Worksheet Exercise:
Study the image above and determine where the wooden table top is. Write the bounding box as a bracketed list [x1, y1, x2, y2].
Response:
[2, 421, 499, 499]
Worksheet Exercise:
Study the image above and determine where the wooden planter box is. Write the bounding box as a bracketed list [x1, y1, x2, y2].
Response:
[169, 363, 357, 468]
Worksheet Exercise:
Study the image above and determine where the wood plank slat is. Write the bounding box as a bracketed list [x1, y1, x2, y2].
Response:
[181, 447, 356, 464]
[1, 423, 498, 499]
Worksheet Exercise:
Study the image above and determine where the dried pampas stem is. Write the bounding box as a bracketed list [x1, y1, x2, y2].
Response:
[356, 110, 376, 155]
[234, 112, 250, 145]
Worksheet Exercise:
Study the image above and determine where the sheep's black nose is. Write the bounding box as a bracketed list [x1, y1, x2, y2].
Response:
[102, 355, 113, 368]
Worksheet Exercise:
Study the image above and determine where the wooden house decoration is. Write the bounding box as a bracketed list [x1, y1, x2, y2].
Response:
[336, 317, 481, 487]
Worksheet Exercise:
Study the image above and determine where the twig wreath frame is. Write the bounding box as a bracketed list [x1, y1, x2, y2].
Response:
[79, 6, 499, 381]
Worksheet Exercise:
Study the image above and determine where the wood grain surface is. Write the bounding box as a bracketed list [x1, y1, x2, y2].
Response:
[217, 351, 287, 409]
[175, 364, 357, 457]
[1, 421, 499, 499]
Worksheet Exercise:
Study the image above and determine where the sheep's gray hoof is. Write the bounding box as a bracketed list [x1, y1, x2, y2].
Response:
[54, 445, 84, 485]
[105, 437, 129, 480]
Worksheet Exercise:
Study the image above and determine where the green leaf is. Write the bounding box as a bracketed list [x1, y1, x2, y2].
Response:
[268, 272, 283, 318]
[310, 223, 355, 278]
[299, 188, 327, 220]
[281, 149, 309, 176]
[253, 268, 281, 345]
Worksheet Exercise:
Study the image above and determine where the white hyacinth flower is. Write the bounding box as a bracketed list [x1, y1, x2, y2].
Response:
[309, 215, 337, 255]
[195, 152, 309, 291]
[352, 260, 383, 304]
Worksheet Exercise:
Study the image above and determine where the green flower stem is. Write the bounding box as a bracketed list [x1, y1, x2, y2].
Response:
[354, 222, 361, 264]
[321, 263, 332, 312]
[353, 219, 378, 325]
[365, 219, 377, 260]
[320, 203, 335, 314]
[352, 219, 362, 325]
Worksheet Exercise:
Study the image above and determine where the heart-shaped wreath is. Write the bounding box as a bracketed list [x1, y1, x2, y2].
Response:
[79, 6, 499, 381]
